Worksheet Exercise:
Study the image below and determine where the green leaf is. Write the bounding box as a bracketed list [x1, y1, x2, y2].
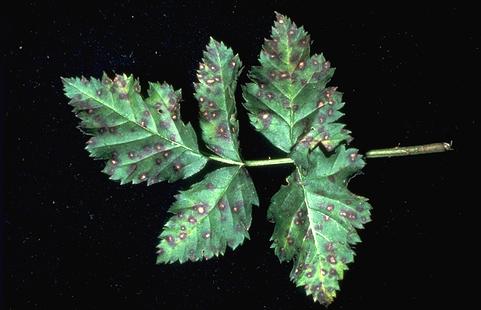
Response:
[194, 38, 243, 161]
[156, 166, 259, 263]
[62, 74, 207, 185]
[268, 146, 371, 304]
[242, 13, 351, 153]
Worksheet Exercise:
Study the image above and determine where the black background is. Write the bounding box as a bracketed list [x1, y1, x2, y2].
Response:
[3, 1, 478, 309]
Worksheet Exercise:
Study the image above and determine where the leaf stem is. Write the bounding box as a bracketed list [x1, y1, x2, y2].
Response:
[208, 155, 245, 166]
[244, 158, 294, 167]
[365, 142, 453, 158]
[207, 142, 452, 167]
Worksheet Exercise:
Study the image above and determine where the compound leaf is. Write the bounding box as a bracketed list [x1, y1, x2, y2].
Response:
[62, 13, 376, 306]
[194, 38, 243, 161]
[156, 166, 259, 263]
[62, 74, 207, 185]
[242, 13, 351, 153]
[268, 146, 371, 304]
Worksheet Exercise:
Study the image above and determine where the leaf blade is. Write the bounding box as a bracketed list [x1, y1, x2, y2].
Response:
[194, 38, 243, 161]
[268, 146, 371, 304]
[242, 13, 349, 153]
[156, 166, 259, 263]
[62, 74, 208, 185]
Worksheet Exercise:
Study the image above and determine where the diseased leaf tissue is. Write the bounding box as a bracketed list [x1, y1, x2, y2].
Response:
[62, 13, 371, 305]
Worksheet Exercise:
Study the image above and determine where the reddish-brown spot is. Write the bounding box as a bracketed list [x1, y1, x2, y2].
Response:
[188, 216, 197, 224]
[300, 136, 313, 146]
[155, 143, 164, 151]
[259, 111, 272, 128]
[232, 201, 243, 213]
[103, 77, 113, 85]
[179, 232, 187, 240]
[202, 111, 210, 120]
[327, 255, 337, 264]
[329, 269, 338, 277]
[165, 236, 175, 245]
[325, 242, 334, 252]
[287, 236, 294, 245]
[326, 204, 334, 212]
[173, 162, 182, 172]
[193, 204, 206, 215]
[216, 125, 229, 139]
[306, 229, 313, 239]
[347, 212, 357, 220]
